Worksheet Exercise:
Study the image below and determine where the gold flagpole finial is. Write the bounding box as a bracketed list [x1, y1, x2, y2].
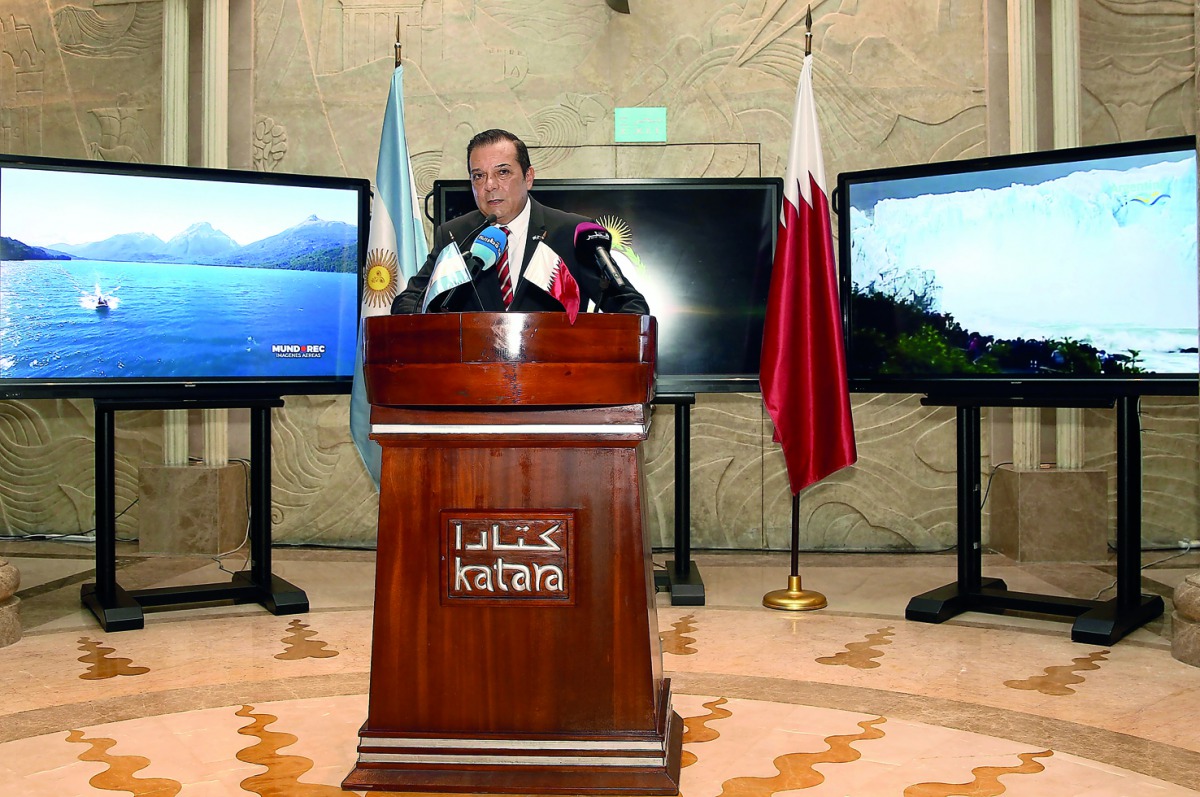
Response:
[804, 5, 813, 56]
[400, 15, 410, 66]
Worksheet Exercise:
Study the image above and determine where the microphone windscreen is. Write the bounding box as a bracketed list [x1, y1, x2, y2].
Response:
[574, 220, 612, 248]
[471, 225, 508, 270]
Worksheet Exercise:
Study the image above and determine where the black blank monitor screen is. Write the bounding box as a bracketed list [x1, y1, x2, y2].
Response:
[433, 178, 780, 392]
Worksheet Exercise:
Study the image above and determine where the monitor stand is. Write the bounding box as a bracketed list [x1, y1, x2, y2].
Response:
[81, 398, 308, 631]
[652, 393, 705, 605]
[906, 397, 1163, 644]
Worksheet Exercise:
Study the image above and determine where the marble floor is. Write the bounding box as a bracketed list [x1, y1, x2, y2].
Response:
[2, 541, 1199, 796]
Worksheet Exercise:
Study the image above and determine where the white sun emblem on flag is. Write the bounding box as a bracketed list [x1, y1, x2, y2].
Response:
[596, 215, 632, 250]
[595, 214, 645, 274]
[364, 248, 399, 308]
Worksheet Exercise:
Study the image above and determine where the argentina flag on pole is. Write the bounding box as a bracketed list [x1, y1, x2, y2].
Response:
[350, 63, 429, 490]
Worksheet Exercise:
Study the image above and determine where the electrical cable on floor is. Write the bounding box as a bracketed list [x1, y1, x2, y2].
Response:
[0, 497, 140, 543]
[1090, 540, 1196, 600]
[212, 524, 251, 576]
[653, 544, 959, 555]
[212, 458, 252, 575]
[272, 540, 377, 551]
[979, 460, 1014, 511]
[0, 531, 95, 543]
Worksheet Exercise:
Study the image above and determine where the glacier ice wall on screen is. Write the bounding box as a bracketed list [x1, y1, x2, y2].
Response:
[849, 158, 1199, 373]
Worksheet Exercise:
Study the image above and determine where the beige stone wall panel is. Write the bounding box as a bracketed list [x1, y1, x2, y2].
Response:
[642, 403, 677, 550]
[1141, 396, 1200, 545]
[815, 1, 988, 173]
[253, 0, 345, 175]
[1080, 0, 1195, 143]
[267, 396, 378, 546]
[1082, 397, 1200, 547]
[686, 393, 768, 550]
[50, 1, 163, 164]
[762, 394, 963, 551]
[0, 400, 160, 540]
[1, 5, 93, 158]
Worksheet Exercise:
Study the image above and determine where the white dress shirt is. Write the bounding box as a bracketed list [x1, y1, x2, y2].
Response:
[501, 198, 532, 280]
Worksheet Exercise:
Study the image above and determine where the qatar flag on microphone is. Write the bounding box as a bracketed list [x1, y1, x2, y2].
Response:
[760, 52, 856, 494]
[524, 240, 581, 323]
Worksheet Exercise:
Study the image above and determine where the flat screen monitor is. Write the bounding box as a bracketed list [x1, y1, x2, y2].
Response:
[0, 155, 369, 400]
[836, 136, 1199, 400]
[431, 177, 781, 393]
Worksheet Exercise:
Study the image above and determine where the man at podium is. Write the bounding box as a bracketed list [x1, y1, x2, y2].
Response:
[392, 128, 649, 315]
[355, 136, 681, 791]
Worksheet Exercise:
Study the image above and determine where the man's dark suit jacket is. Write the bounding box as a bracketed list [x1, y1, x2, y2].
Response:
[391, 196, 649, 314]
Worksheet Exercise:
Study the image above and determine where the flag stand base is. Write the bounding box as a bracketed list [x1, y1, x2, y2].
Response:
[763, 574, 827, 611]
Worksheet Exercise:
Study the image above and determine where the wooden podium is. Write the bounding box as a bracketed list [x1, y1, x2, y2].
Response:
[344, 312, 682, 795]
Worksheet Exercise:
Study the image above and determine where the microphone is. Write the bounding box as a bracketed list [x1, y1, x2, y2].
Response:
[463, 212, 499, 243]
[573, 221, 629, 291]
[421, 214, 501, 312]
[465, 225, 507, 274]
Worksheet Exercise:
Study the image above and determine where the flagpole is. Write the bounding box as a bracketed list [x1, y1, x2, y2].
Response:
[761, 4, 839, 612]
[349, 15, 430, 488]
[400, 16, 410, 67]
[803, 5, 812, 57]
[763, 493, 827, 610]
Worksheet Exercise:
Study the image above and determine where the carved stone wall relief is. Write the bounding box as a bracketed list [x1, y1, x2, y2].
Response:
[1080, 0, 1195, 143]
[1, 1, 1194, 554]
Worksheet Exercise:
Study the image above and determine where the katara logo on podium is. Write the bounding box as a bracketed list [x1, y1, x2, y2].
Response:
[440, 510, 576, 606]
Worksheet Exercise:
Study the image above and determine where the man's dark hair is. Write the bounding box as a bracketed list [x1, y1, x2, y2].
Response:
[467, 129, 532, 175]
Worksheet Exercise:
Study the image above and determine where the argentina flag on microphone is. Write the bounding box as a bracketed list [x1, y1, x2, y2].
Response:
[350, 63, 429, 489]
[421, 244, 471, 313]
[422, 225, 507, 312]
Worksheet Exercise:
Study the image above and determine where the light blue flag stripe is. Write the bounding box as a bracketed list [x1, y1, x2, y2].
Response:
[349, 65, 429, 490]
[422, 246, 472, 313]
[376, 67, 429, 276]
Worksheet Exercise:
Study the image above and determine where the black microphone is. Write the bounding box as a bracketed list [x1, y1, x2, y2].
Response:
[461, 212, 499, 252]
[573, 221, 629, 291]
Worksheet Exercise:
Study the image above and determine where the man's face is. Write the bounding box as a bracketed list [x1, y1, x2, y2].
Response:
[469, 140, 534, 225]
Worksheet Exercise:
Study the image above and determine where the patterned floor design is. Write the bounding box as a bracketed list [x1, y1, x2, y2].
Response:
[2, 543, 1198, 796]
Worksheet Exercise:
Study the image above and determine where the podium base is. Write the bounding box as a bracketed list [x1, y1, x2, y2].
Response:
[344, 681, 683, 795]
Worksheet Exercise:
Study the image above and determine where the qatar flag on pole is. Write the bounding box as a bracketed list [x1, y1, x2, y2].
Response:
[760, 53, 857, 494]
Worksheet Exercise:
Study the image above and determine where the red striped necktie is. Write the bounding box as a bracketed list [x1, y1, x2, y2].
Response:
[496, 226, 514, 307]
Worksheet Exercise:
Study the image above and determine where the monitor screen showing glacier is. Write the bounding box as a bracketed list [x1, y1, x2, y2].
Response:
[845, 149, 1198, 379]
